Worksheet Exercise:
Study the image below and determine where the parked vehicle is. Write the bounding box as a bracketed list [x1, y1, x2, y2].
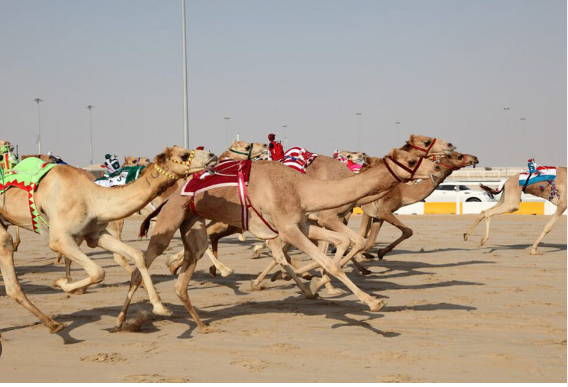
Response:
[424, 182, 496, 203]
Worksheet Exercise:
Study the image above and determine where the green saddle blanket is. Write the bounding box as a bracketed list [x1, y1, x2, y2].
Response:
[0, 157, 57, 234]
[94, 165, 146, 187]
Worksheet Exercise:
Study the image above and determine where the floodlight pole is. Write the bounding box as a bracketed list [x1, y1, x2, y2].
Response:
[34, 98, 43, 154]
[87, 105, 95, 166]
[182, 0, 189, 148]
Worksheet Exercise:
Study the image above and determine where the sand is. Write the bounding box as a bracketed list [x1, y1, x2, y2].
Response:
[0, 214, 566, 382]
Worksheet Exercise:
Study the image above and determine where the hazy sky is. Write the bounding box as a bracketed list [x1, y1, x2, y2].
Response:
[1, 0, 566, 167]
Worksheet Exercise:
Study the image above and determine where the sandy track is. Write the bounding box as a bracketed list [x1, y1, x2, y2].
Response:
[0, 214, 566, 382]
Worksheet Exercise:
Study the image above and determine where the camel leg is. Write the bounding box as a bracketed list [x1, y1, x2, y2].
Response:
[530, 204, 567, 255]
[207, 225, 240, 277]
[166, 250, 185, 275]
[92, 231, 171, 317]
[12, 225, 20, 251]
[283, 226, 384, 311]
[0, 224, 65, 333]
[205, 248, 233, 277]
[480, 200, 520, 246]
[252, 241, 266, 258]
[115, 207, 190, 329]
[376, 211, 413, 259]
[174, 217, 212, 333]
[261, 237, 314, 298]
[108, 220, 133, 275]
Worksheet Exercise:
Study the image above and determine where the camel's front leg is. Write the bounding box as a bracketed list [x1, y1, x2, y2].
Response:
[376, 211, 413, 259]
[107, 220, 133, 275]
[463, 212, 485, 241]
[13, 225, 20, 251]
[0, 224, 64, 333]
[93, 232, 171, 318]
[531, 204, 567, 255]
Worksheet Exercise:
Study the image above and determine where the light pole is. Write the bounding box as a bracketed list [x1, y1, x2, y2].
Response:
[181, 0, 189, 148]
[34, 98, 43, 154]
[224, 117, 231, 146]
[395, 121, 401, 145]
[282, 125, 288, 148]
[356, 113, 362, 150]
[87, 105, 95, 166]
[503, 107, 511, 176]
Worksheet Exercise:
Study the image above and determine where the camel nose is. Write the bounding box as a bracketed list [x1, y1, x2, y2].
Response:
[448, 143, 454, 148]
[209, 152, 215, 158]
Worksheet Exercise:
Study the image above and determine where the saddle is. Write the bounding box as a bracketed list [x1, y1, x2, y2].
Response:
[280, 147, 318, 174]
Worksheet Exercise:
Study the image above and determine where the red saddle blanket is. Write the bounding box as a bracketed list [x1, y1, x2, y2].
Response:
[181, 159, 252, 197]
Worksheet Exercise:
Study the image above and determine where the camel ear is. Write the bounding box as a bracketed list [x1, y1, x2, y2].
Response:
[409, 134, 415, 142]
[164, 147, 173, 159]
[389, 148, 398, 158]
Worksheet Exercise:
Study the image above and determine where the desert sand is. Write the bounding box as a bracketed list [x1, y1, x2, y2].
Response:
[0, 214, 566, 382]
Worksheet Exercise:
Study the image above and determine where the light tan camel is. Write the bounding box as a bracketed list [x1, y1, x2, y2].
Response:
[115, 148, 444, 332]
[123, 156, 151, 166]
[357, 152, 479, 260]
[464, 167, 567, 255]
[60, 141, 267, 281]
[169, 135, 456, 284]
[0, 146, 216, 333]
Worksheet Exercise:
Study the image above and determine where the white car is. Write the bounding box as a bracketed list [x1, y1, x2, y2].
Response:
[425, 182, 497, 203]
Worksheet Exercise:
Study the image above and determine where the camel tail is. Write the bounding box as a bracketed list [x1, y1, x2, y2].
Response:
[479, 183, 503, 196]
[139, 199, 169, 238]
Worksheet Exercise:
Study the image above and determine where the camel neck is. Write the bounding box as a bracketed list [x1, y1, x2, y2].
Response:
[95, 162, 176, 222]
[298, 159, 400, 212]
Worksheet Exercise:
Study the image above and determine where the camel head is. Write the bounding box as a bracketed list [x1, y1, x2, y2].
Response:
[439, 152, 479, 170]
[386, 148, 443, 183]
[123, 156, 151, 167]
[228, 140, 271, 160]
[0, 140, 14, 152]
[156, 146, 218, 178]
[337, 150, 369, 165]
[404, 134, 455, 157]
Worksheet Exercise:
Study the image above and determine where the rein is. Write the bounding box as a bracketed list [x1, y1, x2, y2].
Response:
[407, 138, 437, 157]
[383, 156, 423, 182]
[437, 154, 471, 171]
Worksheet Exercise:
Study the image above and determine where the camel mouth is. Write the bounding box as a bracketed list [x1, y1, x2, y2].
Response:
[430, 174, 438, 183]
[205, 156, 218, 173]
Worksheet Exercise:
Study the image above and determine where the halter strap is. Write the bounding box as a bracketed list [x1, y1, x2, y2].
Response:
[384, 156, 423, 182]
[170, 150, 196, 178]
[407, 138, 437, 157]
[438, 154, 469, 170]
[229, 143, 253, 160]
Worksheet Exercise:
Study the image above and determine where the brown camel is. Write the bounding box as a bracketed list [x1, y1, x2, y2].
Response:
[123, 156, 151, 166]
[464, 167, 566, 255]
[115, 148, 444, 332]
[0, 146, 216, 333]
[169, 135, 456, 284]
[357, 152, 479, 260]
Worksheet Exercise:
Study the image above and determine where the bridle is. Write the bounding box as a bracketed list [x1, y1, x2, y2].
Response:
[229, 143, 254, 160]
[436, 154, 470, 170]
[155, 149, 196, 180]
[383, 156, 423, 182]
[406, 138, 438, 157]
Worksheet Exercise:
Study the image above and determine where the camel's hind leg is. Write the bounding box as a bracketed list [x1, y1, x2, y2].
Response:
[530, 203, 567, 255]
[12, 225, 20, 251]
[175, 217, 212, 333]
[107, 220, 133, 275]
[376, 212, 413, 259]
[0, 224, 65, 333]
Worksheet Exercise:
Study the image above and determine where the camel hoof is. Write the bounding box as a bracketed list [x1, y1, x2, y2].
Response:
[463, 233, 468, 241]
[199, 325, 217, 334]
[270, 271, 286, 282]
[369, 299, 387, 312]
[70, 287, 86, 295]
[480, 239, 487, 246]
[209, 265, 217, 277]
[220, 269, 234, 278]
[377, 249, 388, 260]
[52, 278, 68, 289]
[238, 234, 246, 242]
[326, 287, 344, 296]
[308, 277, 321, 297]
[49, 322, 66, 334]
[152, 305, 173, 317]
[249, 280, 265, 292]
[530, 249, 541, 256]
[362, 252, 375, 259]
[301, 273, 314, 281]
[360, 268, 373, 276]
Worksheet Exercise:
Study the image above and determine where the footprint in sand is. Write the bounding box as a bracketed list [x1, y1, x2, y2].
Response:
[80, 352, 128, 364]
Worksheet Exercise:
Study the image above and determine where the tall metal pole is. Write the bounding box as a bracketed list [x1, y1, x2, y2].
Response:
[182, 0, 189, 148]
[34, 98, 43, 154]
[503, 107, 510, 176]
[395, 121, 401, 145]
[282, 125, 288, 148]
[87, 105, 95, 165]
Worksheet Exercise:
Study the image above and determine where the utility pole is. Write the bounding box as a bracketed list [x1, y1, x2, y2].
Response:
[34, 98, 44, 154]
[356, 113, 362, 150]
[87, 105, 95, 165]
[181, 0, 189, 148]
[224, 117, 231, 146]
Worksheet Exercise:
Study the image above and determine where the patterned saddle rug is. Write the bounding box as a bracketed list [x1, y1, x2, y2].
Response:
[94, 165, 146, 187]
[0, 157, 57, 234]
[518, 166, 557, 187]
[280, 147, 318, 174]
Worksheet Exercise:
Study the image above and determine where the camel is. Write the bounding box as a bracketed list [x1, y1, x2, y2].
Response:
[123, 156, 151, 167]
[357, 152, 479, 260]
[115, 148, 444, 332]
[168, 135, 456, 285]
[464, 167, 566, 255]
[0, 146, 217, 333]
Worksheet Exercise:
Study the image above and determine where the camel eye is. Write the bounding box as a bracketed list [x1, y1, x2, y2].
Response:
[180, 154, 189, 161]
[458, 155, 463, 159]
[424, 140, 431, 146]
[408, 160, 416, 167]
[245, 145, 250, 151]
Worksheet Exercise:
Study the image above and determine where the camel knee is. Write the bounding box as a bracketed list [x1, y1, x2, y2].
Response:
[0, 235, 14, 253]
[174, 282, 189, 301]
[352, 236, 366, 251]
[88, 266, 105, 283]
[327, 262, 342, 277]
[402, 228, 413, 238]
